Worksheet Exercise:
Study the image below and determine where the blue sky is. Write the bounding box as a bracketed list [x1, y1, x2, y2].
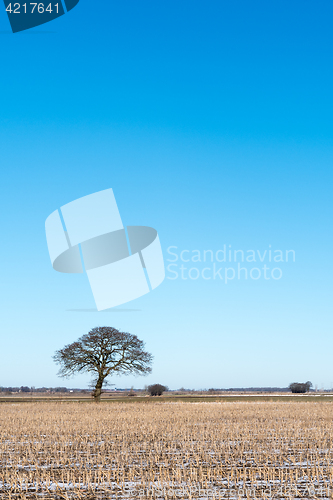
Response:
[0, 1, 332, 390]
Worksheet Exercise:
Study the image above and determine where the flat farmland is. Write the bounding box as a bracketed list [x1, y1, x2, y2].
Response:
[1, 401, 333, 499]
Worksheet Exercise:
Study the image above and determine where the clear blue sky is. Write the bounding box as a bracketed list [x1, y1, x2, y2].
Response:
[0, 1, 332, 390]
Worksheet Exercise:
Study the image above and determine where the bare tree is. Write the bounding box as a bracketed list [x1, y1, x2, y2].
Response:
[53, 327, 153, 402]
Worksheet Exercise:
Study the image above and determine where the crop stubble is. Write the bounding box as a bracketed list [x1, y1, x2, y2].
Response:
[0, 401, 333, 499]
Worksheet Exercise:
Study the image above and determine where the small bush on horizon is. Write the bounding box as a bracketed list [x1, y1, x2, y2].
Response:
[289, 381, 312, 393]
[148, 384, 168, 396]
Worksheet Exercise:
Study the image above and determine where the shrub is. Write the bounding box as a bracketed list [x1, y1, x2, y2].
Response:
[148, 384, 168, 396]
[20, 386, 31, 393]
[289, 381, 312, 393]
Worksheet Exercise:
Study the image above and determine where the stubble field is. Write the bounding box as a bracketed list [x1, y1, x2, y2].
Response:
[1, 401, 333, 499]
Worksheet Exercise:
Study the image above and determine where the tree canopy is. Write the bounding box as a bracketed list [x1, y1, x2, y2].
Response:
[53, 326, 153, 401]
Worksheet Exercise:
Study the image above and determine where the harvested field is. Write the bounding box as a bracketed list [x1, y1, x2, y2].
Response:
[1, 401, 333, 499]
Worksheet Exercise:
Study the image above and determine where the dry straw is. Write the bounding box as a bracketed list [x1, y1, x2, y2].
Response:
[0, 401, 333, 499]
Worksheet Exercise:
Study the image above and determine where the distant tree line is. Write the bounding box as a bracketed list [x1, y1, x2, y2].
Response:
[0, 386, 82, 393]
[0, 382, 317, 395]
[207, 387, 292, 393]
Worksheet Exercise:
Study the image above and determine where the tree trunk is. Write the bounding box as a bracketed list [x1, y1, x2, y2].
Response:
[93, 375, 104, 402]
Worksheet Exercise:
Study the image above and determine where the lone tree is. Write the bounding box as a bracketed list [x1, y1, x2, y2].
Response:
[289, 381, 312, 394]
[53, 327, 153, 402]
[148, 384, 168, 396]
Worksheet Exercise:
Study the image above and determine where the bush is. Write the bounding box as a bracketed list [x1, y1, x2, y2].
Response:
[20, 386, 31, 393]
[289, 381, 312, 394]
[148, 384, 168, 396]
